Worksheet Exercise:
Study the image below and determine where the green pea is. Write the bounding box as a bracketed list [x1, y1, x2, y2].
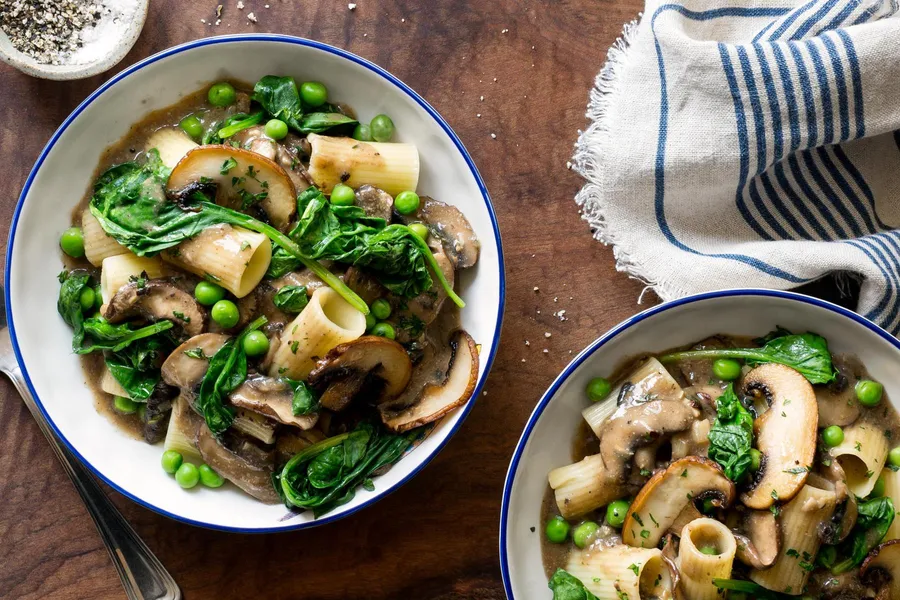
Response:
[370, 114, 395, 142]
[408, 223, 429, 239]
[199, 464, 225, 488]
[870, 475, 886, 498]
[79, 287, 96, 312]
[889, 446, 900, 468]
[113, 395, 138, 415]
[586, 377, 612, 402]
[179, 114, 204, 139]
[394, 191, 420, 215]
[750, 448, 762, 471]
[242, 330, 270, 357]
[300, 81, 328, 107]
[699, 545, 719, 555]
[194, 281, 226, 306]
[211, 300, 240, 328]
[572, 521, 600, 549]
[365, 312, 377, 332]
[161, 450, 183, 474]
[264, 118, 288, 140]
[371, 298, 392, 320]
[352, 123, 373, 141]
[60, 227, 85, 258]
[175, 463, 200, 489]
[94, 285, 103, 308]
[371, 322, 395, 340]
[822, 425, 845, 448]
[545, 515, 570, 544]
[856, 380, 884, 407]
[712, 358, 742, 381]
[330, 183, 356, 206]
[208, 82, 236, 107]
[605, 499, 630, 528]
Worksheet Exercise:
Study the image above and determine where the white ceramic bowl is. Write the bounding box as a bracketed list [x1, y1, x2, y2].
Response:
[7, 35, 504, 532]
[500, 289, 900, 599]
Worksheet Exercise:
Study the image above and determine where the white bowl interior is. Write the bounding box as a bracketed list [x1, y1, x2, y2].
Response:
[502, 292, 900, 598]
[8, 36, 502, 531]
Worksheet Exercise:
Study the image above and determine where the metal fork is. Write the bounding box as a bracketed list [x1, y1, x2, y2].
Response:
[0, 294, 181, 600]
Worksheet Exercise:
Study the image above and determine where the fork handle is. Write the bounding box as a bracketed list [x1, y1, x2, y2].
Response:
[2, 361, 181, 600]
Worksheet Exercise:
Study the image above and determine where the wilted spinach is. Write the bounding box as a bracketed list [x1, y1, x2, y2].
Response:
[196, 316, 267, 436]
[297, 112, 357, 134]
[272, 285, 309, 313]
[252, 76, 357, 134]
[659, 330, 836, 384]
[104, 334, 172, 400]
[707, 384, 754, 482]
[277, 422, 413, 516]
[547, 570, 599, 600]
[830, 496, 895, 574]
[57, 271, 91, 350]
[286, 379, 319, 415]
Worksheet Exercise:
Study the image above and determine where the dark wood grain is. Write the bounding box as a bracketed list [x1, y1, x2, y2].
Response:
[0, 1, 646, 598]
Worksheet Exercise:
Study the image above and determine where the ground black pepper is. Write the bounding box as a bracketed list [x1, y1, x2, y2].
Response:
[0, 0, 104, 65]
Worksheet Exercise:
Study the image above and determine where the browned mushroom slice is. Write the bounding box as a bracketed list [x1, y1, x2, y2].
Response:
[229, 375, 318, 430]
[623, 456, 735, 548]
[412, 197, 480, 268]
[380, 330, 478, 433]
[161, 333, 229, 389]
[307, 336, 413, 407]
[104, 280, 206, 336]
[815, 354, 862, 428]
[167, 145, 297, 231]
[318, 370, 369, 412]
[810, 464, 858, 544]
[732, 510, 781, 569]
[354, 184, 394, 221]
[197, 424, 281, 504]
[860, 540, 900, 599]
[741, 364, 818, 509]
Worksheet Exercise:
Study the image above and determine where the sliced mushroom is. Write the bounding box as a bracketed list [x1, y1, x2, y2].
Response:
[318, 370, 369, 412]
[860, 540, 900, 599]
[380, 330, 478, 433]
[355, 184, 394, 221]
[341, 266, 385, 306]
[142, 383, 177, 444]
[229, 375, 318, 430]
[667, 503, 704, 537]
[145, 128, 198, 169]
[307, 336, 413, 407]
[732, 510, 781, 569]
[167, 145, 297, 231]
[623, 456, 735, 548]
[598, 400, 697, 479]
[229, 125, 278, 160]
[405, 196, 479, 268]
[161, 333, 229, 389]
[815, 355, 862, 428]
[275, 429, 326, 465]
[390, 250, 455, 343]
[104, 280, 206, 336]
[197, 424, 280, 504]
[740, 364, 818, 509]
[811, 462, 858, 544]
[675, 336, 735, 386]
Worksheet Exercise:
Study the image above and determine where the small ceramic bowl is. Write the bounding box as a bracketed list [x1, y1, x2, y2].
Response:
[500, 289, 900, 599]
[7, 35, 504, 531]
[0, 0, 148, 80]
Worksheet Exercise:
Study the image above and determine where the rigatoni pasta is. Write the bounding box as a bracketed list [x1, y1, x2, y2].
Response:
[268, 286, 367, 379]
[565, 546, 673, 600]
[830, 421, 890, 497]
[100, 365, 130, 398]
[161, 224, 271, 298]
[676, 518, 737, 600]
[100, 253, 167, 304]
[82, 208, 128, 267]
[548, 454, 616, 519]
[306, 133, 419, 196]
[883, 466, 900, 542]
[163, 395, 203, 464]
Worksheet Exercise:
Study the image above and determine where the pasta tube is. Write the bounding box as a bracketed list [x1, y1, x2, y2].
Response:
[268, 287, 366, 380]
[676, 518, 737, 600]
[883, 466, 900, 542]
[830, 421, 890, 498]
[565, 545, 673, 600]
[100, 365, 130, 398]
[162, 224, 271, 299]
[751, 484, 837, 595]
[100, 253, 167, 305]
[163, 395, 202, 464]
[548, 454, 617, 519]
[82, 208, 128, 267]
[307, 133, 419, 196]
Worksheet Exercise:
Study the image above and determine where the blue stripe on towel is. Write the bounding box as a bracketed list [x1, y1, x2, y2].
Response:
[804, 40, 835, 145]
[787, 42, 818, 148]
[820, 33, 851, 141]
[772, 163, 831, 239]
[759, 170, 813, 239]
[818, 0, 859, 34]
[786, 154, 850, 238]
[846, 238, 897, 322]
[835, 29, 866, 139]
[817, 147, 879, 232]
[771, 44, 802, 153]
[791, 0, 840, 39]
[767, 0, 818, 40]
[753, 44, 784, 161]
[737, 46, 769, 173]
[750, 176, 790, 239]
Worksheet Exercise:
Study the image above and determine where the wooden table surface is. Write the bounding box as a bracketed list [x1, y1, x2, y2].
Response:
[0, 1, 648, 598]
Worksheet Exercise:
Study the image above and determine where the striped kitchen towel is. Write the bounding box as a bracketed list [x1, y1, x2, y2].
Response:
[574, 0, 900, 332]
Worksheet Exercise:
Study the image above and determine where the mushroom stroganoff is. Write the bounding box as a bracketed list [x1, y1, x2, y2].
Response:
[542, 331, 900, 599]
[56, 77, 480, 514]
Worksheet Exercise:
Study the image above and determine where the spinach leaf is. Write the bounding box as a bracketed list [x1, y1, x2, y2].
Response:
[297, 112, 357, 134]
[547, 569, 599, 600]
[76, 318, 174, 354]
[197, 316, 267, 436]
[217, 111, 265, 139]
[252, 75, 304, 131]
[659, 331, 836, 384]
[272, 285, 309, 313]
[57, 271, 91, 350]
[708, 384, 754, 482]
[831, 497, 895, 574]
[89, 151, 368, 314]
[104, 334, 171, 400]
[286, 379, 319, 415]
[278, 422, 413, 517]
